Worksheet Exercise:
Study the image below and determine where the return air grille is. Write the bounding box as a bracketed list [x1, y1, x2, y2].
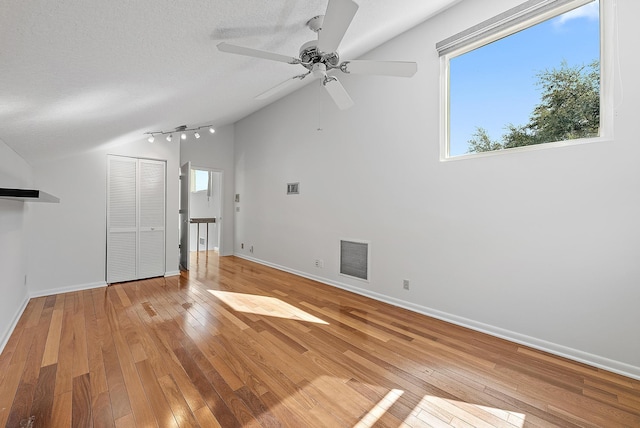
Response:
[287, 182, 299, 195]
[340, 240, 369, 281]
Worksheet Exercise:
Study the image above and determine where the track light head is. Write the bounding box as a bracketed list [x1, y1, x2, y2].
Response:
[181, 132, 187, 140]
[148, 135, 155, 143]
[166, 134, 172, 142]
[209, 127, 215, 134]
[194, 132, 200, 139]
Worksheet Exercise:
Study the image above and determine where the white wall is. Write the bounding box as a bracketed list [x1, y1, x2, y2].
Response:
[234, 0, 640, 378]
[26, 137, 180, 296]
[0, 139, 33, 349]
[180, 124, 235, 256]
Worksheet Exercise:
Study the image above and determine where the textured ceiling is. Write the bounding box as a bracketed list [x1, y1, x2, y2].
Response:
[0, 0, 460, 163]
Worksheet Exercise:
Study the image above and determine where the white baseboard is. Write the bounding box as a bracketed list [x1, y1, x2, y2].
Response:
[0, 295, 30, 354]
[164, 271, 181, 277]
[234, 253, 640, 381]
[29, 281, 107, 299]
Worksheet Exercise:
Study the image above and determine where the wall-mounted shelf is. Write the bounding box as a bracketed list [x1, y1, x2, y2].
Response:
[0, 188, 60, 203]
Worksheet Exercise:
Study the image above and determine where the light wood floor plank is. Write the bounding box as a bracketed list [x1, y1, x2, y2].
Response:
[0, 252, 638, 427]
[41, 308, 63, 367]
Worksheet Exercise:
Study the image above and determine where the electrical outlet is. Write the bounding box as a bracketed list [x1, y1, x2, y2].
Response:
[314, 259, 324, 268]
[250, 245, 254, 253]
[403, 279, 410, 290]
[241, 243, 244, 249]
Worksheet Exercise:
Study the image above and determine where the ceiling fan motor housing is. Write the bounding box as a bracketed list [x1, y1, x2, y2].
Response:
[299, 40, 340, 71]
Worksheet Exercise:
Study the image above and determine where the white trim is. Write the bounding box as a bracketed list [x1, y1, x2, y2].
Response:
[438, 55, 450, 161]
[234, 253, 640, 381]
[29, 281, 107, 299]
[0, 295, 30, 354]
[164, 271, 181, 277]
[436, 0, 594, 56]
[440, 0, 608, 161]
[441, 135, 610, 162]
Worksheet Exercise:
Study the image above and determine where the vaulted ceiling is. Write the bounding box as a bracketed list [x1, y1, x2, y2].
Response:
[1, 0, 461, 163]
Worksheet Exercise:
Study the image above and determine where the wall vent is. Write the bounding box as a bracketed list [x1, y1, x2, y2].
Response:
[287, 182, 299, 195]
[340, 239, 369, 281]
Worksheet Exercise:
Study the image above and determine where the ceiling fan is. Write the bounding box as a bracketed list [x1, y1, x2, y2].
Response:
[217, 0, 418, 110]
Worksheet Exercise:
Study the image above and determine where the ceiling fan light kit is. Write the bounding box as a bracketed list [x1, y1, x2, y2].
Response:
[216, 0, 417, 110]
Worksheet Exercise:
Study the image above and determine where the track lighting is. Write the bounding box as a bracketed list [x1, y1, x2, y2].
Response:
[144, 124, 216, 143]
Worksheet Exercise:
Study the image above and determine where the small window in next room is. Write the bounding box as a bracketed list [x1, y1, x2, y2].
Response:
[191, 169, 211, 194]
[438, 0, 603, 159]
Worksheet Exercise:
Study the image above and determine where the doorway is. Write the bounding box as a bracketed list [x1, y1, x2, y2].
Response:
[179, 164, 224, 270]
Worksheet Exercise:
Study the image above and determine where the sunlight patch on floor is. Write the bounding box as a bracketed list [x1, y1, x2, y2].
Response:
[207, 290, 329, 324]
[410, 395, 526, 427]
[354, 389, 404, 428]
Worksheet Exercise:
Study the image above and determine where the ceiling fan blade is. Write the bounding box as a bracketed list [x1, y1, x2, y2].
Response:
[217, 42, 300, 65]
[322, 76, 354, 110]
[317, 0, 359, 54]
[255, 73, 311, 100]
[340, 60, 418, 77]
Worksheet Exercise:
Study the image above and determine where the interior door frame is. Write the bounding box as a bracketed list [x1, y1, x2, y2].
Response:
[189, 165, 224, 255]
[179, 161, 191, 271]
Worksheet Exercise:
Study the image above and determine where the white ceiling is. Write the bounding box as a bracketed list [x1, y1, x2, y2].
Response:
[1, 0, 460, 163]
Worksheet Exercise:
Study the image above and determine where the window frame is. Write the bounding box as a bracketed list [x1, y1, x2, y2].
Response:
[439, 0, 613, 161]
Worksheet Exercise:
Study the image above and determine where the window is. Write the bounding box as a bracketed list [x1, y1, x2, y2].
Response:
[439, 0, 602, 159]
[191, 169, 212, 194]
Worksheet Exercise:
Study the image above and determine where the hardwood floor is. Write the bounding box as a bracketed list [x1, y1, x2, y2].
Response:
[1, 253, 639, 427]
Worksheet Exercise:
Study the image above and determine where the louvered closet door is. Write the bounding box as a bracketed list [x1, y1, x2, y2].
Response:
[138, 159, 165, 278]
[107, 156, 138, 283]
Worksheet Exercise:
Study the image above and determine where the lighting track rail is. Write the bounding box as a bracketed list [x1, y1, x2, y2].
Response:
[145, 124, 215, 143]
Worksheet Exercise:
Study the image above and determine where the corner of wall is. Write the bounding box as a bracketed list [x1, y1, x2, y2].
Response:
[0, 296, 30, 354]
[0, 138, 34, 355]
